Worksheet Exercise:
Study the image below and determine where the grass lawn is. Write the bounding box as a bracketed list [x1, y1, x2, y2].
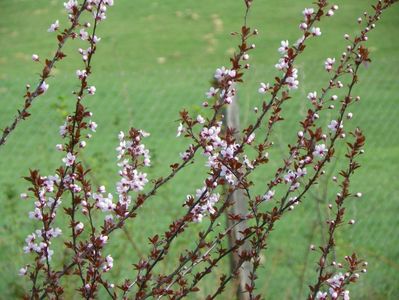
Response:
[0, 0, 398, 298]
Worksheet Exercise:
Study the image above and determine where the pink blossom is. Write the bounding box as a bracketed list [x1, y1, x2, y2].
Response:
[62, 152, 75, 166]
[176, 123, 184, 137]
[88, 120, 97, 132]
[324, 57, 335, 72]
[76, 69, 87, 79]
[311, 27, 322, 36]
[206, 87, 219, 99]
[19, 266, 28, 276]
[196, 115, 205, 124]
[328, 120, 343, 132]
[278, 40, 289, 54]
[313, 144, 328, 158]
[64, 0, 78, 13]
[307, 91, 317, 101]
[102, 255, 114, 272]
[39, 81, 49, 93]
[47, 20, 59, 32]
[87, 86, 96, 95]
[59, 122, 68, 137]
[286, 76, 299, 89]
[302, 8, 314, 17]
[299, 22, 308, 30]
[258, 82, 270, 94]
[79, 29, 89, 40]
[263, 190, 275, 201]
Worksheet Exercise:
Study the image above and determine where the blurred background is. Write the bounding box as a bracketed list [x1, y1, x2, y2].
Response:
[0, 0, 398, 298]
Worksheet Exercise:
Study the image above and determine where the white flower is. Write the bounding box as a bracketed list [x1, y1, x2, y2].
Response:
[139, 130, 150, 137]
[342, 290, 350, 300]
[302, 8, 314, 17]
[243, 155, 253, 169]
[327, 120, 343, 132]
[214, 67, 235, 81]
[88, 121, 97, 132]
[76, 69, 87, 79]
[247, 133, 255, 144]
[39, 81, 49, 93]
[62, 152, 76, 166]
[222, 88, 235, 104]
[294, 35, 306, 47]
[307, 91, 317, 101]
[275, 58, 289, 70]
[324, 57, 335, 72]
[214, 67, 226, 81]
[64, 0, 78, 13]
[176, 123, 184, 137]
[196, 115, 205, 124]
[79, 29, 89, 40]
[286, 77, 299, 89]
[19, 266, 28, 276]
[278, 40, 289, 54]
[284, 170, 296, 183]
[290, 182, 300, 191]
[87, 86, 96, 95]
[92, 35, 101, 44]
[316, 291, 327, 300]
[228, 69, 236, 78]
[206, 87, 219, 99]
[103, 255, 114, 272]
[75, 222, 84, 233]
[98, 235, 108, 246]
[48, 20, 59, 32]
[59, 122, 68, 137]
[299, 22, 308, 30]
[95, 193, 116, 212]
[258, 82, 270, 94]
[263, 190, 275, 201]
[311, 27, 322, 36]
[313, 144, 328, 158]
[29, 208, 43, 220]
[296, 167, 307, 177]
[47, 227, 62, 238]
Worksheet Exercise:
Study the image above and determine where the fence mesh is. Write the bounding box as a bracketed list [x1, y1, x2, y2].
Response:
[0, 0, 398, 297]
[0, 60, 398, 298]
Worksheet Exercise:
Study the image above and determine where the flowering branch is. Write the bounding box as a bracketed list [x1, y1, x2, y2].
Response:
[0, 0, 99, 148]
[13, 0, 398, 299]
[308, 128, 366, 300]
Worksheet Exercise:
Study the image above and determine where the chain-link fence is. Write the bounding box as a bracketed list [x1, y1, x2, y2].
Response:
[1, 0, 398, 297]
[0, 59, 398, 298]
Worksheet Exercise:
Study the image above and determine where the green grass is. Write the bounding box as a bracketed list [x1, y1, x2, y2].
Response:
[0, 0, 398, 298]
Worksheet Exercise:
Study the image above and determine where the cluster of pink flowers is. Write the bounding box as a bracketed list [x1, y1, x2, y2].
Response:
[21, 173, 63, 272]
[20, 0, 117, 285]
[115, 130, 151, 209]
[210, 67, 238, 104]
[13, 0, 397, 298]
[188, 188, 221, 223]
[315, 273, 353, 299]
